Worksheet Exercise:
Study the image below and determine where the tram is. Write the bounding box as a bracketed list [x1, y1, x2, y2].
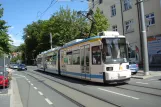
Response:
[36, 31, 131, 83]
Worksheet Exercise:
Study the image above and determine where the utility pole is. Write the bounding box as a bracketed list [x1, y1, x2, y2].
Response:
[50, 33, 53, 49]
[3, 54, 5, 89]
[138, 0, 149, 75]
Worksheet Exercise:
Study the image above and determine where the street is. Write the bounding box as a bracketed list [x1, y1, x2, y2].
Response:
[13, 66, 161, 107]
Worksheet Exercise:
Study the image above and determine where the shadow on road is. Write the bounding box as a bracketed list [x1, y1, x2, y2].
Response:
[32, 69, 126, 87]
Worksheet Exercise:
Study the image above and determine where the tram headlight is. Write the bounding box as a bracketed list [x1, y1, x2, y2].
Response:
[106, 67, 113, 71]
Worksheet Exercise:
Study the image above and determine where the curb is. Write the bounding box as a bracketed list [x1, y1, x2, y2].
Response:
[131, 74, 161, 79]
[11, 77, 23, 107]
[131, 76, 145, 79]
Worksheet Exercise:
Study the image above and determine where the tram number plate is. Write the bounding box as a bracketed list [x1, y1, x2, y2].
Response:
[118, 76, 126, 79]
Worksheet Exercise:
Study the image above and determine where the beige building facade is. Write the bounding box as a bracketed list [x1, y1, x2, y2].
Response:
[89, 0, 161, 66]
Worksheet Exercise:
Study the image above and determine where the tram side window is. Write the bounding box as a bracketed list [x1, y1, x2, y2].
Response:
[52, 53, 57, 65]
[67, 51, 72, 65]
[92, 46, 101, 65]
[72, 50, 80, 65]
[46, 56, 52, 62]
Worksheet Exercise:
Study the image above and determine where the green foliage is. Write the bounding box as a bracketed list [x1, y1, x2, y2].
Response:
[0, 4, 11, 55]
[91, 7, 110, 36]
[10, 54, 22, 63]
[22, 7, 109, 65]
[10, 45, 18, 52]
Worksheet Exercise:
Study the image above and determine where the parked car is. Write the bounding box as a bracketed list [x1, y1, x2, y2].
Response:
[9, 64, 14, 69]
[129, 62, 139, 74]
[0, 71, 9, 88]
[10, 64, 19, 69]
[17, 64, 27, 71]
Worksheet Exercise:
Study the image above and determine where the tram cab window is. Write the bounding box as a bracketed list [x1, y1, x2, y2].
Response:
[92, 46, 101, 65]
[102, 38, 128, 64]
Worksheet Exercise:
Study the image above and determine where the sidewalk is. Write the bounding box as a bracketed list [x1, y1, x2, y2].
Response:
[131, 70, 161, 79]
[0, 69, 23, 107]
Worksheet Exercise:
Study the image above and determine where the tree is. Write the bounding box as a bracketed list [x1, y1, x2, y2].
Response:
[23, 7, 89, 64]
[0, 4, 11, 55]
[91, 7, 110, 36]
[48, 7, 89, 45]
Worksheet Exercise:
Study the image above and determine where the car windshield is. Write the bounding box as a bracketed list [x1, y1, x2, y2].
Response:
[19, 64, 25, 67]
[102, 38, 128, 64]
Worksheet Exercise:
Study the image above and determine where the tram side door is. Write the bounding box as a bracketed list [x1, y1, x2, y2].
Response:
[80, 45, 91, 80]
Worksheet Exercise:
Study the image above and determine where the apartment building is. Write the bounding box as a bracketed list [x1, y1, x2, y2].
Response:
[89, 0, 161, 66]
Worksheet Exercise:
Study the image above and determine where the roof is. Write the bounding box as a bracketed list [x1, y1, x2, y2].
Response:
[61, 35, 125, 49]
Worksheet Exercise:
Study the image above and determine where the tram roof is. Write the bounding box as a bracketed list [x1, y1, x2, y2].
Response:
[61, 35, 125, 49]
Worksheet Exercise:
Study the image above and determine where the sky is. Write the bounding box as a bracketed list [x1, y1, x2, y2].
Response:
[1, 0, 88, 46]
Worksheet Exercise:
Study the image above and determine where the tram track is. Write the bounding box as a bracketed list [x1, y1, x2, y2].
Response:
[24, 70, 122, 107]
[127, 83, 161, 91]
[30, 69, 161, 98]
[115, 86, 161, 97]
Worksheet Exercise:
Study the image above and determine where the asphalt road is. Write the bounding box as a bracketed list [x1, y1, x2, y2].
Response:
[13, 66, 161, 107]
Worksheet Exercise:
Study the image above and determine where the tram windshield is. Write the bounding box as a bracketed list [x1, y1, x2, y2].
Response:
[102, 38, 128, 64]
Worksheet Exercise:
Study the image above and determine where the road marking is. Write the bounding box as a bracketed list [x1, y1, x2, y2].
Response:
[26, 78, 28, 80]
[155, 81, 160, 83]
[136, 82, 148, 84]
[28, 81, 30, 83]
[45, 98, 53, 105]
[98, 88, 139, 100]
[13, 74, 25, 77]
[14, 77, 24, 79]
[34, 87, 37, 90]
[150, 79, 157, 81]
[30, 83, 33, 86]
[148, 79, 157, 81]
[38, 91, 43, 95]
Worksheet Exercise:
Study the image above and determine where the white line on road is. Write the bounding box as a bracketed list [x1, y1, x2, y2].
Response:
[136, 82, 149, 84]
[149, 79, 157, 81]
[14, 77, 24, 79]
[26, 78, 28, 81]
[30, 83, 33, 86]
[155, 81, 160, 83]
[13, 74, 25, 77]
[45, 98, 53, 105]
[34, 87, 37, 90]
[38, 91, 43, 95]
[98, 88, 139, 100]
[28, 81, 30, 83]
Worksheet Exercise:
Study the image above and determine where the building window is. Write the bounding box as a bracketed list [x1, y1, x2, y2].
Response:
[112, 25, 117, 31]
[123, 0, 132, 11]
[99, 0, 103, 4]
[72, 50, 80, 65]
[145, 13, 155, 27]
[125, 19, 134, 33]
[92, 46, 101, 65]
[111, 5, 116, 16]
